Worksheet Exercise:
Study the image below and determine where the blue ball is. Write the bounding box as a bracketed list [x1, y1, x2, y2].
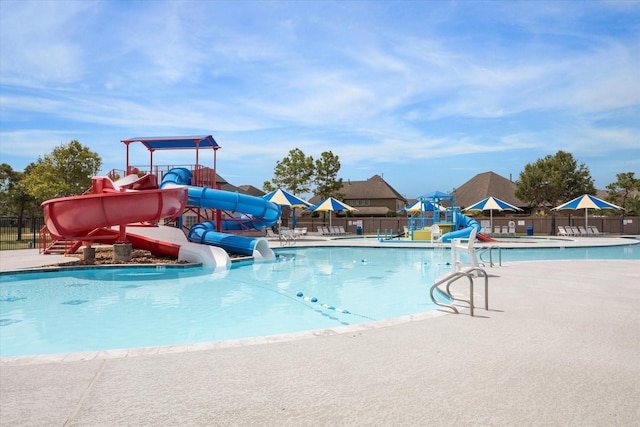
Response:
[296, 292, 303, 297]
[311, 297, 318, 302]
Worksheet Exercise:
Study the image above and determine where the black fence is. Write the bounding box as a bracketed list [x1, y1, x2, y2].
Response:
[0, 216, 45, 251]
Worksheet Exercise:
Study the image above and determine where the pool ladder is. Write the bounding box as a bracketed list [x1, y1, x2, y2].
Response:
[429, 267, 489, 317]
[478, 246, 502, 267]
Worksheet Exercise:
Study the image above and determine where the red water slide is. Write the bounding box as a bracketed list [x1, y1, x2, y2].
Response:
[41, 178, 188, 242]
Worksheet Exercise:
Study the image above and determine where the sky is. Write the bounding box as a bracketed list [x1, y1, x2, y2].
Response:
[1, 0, 639, 199]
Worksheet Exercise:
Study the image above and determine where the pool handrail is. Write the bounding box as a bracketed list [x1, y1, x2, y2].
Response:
[429, 267, 489, 317]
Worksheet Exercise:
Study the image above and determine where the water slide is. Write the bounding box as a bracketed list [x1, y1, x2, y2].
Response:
[160, 167, 280, 258]
[42, 172, 276, 269]
[440, 213, 482, 243]
[41, 179, 188, 240]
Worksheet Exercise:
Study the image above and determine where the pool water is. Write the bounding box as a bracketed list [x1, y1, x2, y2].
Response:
[0, 247, 453, 357]
[1, 243, 638, 357]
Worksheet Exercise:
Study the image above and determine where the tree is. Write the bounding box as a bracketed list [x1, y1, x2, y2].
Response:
[515, 151, 595, 207]
[313, 151, 343, 199]
[262, 148, 314, 195]
[606, 172, 640, 215]
[0, 163, 39, 240]
[21, 140, 102, 202]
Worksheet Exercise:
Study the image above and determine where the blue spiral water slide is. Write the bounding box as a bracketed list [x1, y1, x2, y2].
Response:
[160, 168, 280, 257]
[440, 212, 482, 243]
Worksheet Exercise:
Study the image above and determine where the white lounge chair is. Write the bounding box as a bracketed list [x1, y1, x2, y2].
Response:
[493, 226, 501, 235]
[266, 228, 278, 238]
[557, 226, 569, 236]
[508, 221, 516, 236]
[278, 227, 296, 246]
[588, 225, 602, 236]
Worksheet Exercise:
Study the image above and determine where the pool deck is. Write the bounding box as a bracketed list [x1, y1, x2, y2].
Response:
[1, 236, 639, 426]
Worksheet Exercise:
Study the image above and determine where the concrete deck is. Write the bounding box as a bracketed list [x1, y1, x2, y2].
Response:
[1, 238, 639, 426]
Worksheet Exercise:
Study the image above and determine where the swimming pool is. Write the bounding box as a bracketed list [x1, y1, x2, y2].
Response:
[1, 243, 638, 357]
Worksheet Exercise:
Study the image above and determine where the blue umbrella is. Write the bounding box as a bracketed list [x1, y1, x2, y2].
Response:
[464, 196, 522, 230]
[552, 194, 624, 229]
[263, 189, 311, 228]
[307, 197, 357, 227]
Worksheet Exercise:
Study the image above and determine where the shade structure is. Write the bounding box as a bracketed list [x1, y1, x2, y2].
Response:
[402, 200, 445, 213]
[263, 189, 311, 227]
[552, 194, 624, 229]
[464, 196, 522, 229]
[307, 197, 357, 227]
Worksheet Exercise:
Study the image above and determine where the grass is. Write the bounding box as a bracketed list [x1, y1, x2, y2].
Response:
[0, 227, 40, 251]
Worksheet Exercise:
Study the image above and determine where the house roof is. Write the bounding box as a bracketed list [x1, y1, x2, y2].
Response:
[237, 185, 265, 197]
[341, 175, 406, 201]
[452, 171, 526, 208]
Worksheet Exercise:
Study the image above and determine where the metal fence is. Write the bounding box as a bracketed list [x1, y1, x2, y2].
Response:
[0, 216, 45, 251]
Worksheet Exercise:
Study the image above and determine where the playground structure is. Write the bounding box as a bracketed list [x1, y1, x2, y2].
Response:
[402, 191, 492, 243]
[40, 136, 281, 270]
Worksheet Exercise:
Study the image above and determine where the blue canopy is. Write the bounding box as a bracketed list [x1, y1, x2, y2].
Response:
[121, 135, 220, 150]
[419, 190, 451, 199]
[552, 194, 624, 229]
[552, 194, 624, 211]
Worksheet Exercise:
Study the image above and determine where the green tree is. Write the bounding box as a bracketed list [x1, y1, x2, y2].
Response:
[0, 163, 39, 240]
[21, 140, 102, 202]
[516, 151, 595, 207]
[263, 148, 314, 195]
[313, 151, 343, 199]
[605, 172, 640, 215]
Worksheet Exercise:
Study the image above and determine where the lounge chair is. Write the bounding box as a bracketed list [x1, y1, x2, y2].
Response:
[337, 226, 347, 235]
[317, 226, 330, 236]
[508, 221, 516, 236]
[278, 227, 296, 246]
[493, 226, 501, 235]
[266, 228, 278, 238]
[557, 226, 569, 236]
[578, 226, 589, 236]
[501, 226, 509, 235]
[588, 226, 603, 236]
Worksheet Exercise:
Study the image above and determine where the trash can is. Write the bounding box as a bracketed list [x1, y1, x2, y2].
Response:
[526, 225, 533, 236]
[356, 225, 363, 235]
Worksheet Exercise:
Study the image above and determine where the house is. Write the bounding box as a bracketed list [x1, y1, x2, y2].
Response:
[337, 175, 407, 216]
[237, 185, 265, 197]
[452, 171, 527, 210]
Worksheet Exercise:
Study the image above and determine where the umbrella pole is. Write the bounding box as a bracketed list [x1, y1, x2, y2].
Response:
[490, 210, 493, 231]
[585, 208, 588, 231]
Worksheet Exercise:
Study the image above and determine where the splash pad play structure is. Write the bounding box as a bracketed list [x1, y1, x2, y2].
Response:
[40, 136, 281, 271]
[395, 191, 492, 243]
